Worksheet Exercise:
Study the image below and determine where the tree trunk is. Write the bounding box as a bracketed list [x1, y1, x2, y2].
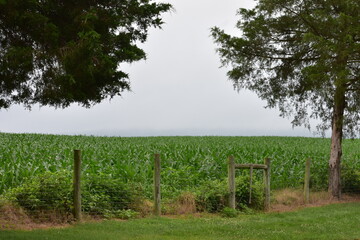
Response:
[328, 86, 346, 199]
[329, 122, 342, 199]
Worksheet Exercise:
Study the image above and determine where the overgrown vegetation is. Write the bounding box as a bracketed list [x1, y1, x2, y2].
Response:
[4, 171, 73, 222]
[195, 175, 264, 213]
[3, 171, 141, 221]
[341, 167, 360, 194]
[0, 133, 359, 219]
[1, 172, 264, 220]
[1, 133, 360, 197]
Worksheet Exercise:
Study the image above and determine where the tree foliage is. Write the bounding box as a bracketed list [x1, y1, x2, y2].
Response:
[212, 0, 360, 137]
[0, 0, 171, 108]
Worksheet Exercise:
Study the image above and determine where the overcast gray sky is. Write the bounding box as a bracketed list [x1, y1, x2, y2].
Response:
[0, 0, 321, 137]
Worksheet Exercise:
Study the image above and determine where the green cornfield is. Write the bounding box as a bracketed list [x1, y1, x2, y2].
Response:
[0, 133, 359, 197]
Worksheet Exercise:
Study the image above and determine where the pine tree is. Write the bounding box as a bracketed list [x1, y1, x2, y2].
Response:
[212, 0, 360, 198]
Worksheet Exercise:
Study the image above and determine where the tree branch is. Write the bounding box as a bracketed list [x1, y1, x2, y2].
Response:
[283, 6, 323, 37]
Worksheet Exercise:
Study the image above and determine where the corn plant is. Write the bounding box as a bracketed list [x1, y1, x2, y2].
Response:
[0, 133, 359, 198]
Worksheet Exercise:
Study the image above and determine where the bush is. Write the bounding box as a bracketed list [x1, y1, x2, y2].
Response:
[341, 166, 360, 194]
[4, 170, 73, 221]
[81, 173, 140, 216]
[195, 175, 264, 213]
[3, 171, 140, 220]
[221, 207, 239, 218]
[194, 179, 227, 213]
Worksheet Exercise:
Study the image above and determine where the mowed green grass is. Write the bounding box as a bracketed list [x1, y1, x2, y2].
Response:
[2, 202, 360, 240]
[1, 133, 360, 197]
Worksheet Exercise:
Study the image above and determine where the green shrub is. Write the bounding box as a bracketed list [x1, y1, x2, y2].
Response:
[233, 175, 264, 211]
[341, 166, 360, 194]
[194, 178, 228, 213]
[221, 207, 239, 218]
[195, 175, 264, 213]
[81, 173, 140, 216]
[4, 170, 73, 215]
[3, 171, 140, 220]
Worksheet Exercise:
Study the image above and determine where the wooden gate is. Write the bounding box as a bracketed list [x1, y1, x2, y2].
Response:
[228, 156, 271, 210]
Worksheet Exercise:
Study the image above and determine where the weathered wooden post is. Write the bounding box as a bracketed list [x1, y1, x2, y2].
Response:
[228, 156, 236, 209]
[304, 158, 311, 204]
[264, 158, 271, 211]
[73, 149, 82, 222]
[154, 153, 161, 216]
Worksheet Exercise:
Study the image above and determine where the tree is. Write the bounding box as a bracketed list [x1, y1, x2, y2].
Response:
[212, 0, 360, 198]
[0, 0, 171, 108]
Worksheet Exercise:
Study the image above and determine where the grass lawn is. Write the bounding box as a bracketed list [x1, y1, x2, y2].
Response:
[1, 203, 360, 240]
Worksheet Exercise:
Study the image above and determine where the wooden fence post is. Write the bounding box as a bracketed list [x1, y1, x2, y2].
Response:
[73, 149, 82, 222]
[154, 153, 161, 216]
[304, 158, 311, 204]
[264, 158, 271, 211]
[228, 156, 236, 209]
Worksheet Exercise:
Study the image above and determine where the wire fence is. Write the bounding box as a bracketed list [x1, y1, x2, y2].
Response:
[0, 150, 359, 224]
[3, 171, 74, 223]
[341, 165, 360, 195]
[80, 172, 144, 219]
[1, 172, 144, 223]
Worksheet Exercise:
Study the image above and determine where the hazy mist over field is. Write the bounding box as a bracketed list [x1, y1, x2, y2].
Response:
[0, 0, 329, 138]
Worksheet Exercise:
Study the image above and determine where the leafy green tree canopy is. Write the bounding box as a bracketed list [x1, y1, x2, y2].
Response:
[212, 0, 360, 198]
[212, 0, 360, 137]
[0, 0, 171, 108]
